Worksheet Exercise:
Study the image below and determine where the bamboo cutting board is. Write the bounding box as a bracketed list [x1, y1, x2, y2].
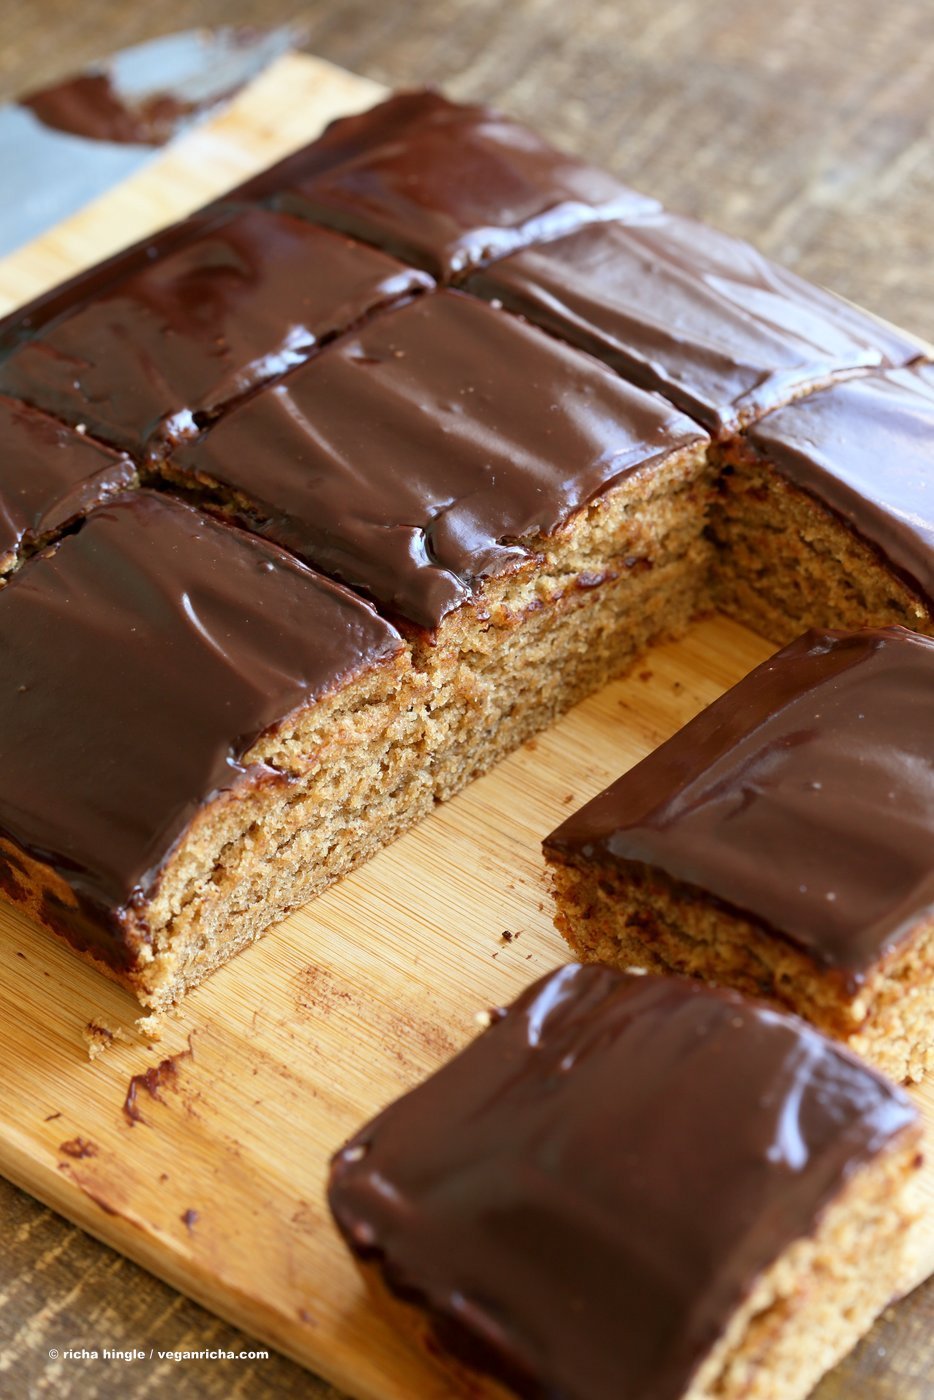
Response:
[0, 52, 931, 1400]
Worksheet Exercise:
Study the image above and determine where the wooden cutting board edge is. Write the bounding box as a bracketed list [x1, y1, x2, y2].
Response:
[0, 50, 931, 1400]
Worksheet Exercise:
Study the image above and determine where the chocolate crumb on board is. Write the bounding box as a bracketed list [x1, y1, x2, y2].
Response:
[83, 1019, 128, 1060]
[59, 1137, 98, 1159]
[123, 1039, 194, 1127]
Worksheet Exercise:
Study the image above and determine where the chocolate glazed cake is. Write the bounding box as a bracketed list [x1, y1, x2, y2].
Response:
[0, 86, 933, 1010]
[712, 365, 934, 642]
[0, 393, 135, 577]
[230, 88, 661, 279]
[465, 212, 924, 436]
[329, 965, 922, 1400]
[0, 492, 430, 1010]
[545, 628, 934, 1083]
[0, 205, 433, 454]
[167, 288, 712, 798]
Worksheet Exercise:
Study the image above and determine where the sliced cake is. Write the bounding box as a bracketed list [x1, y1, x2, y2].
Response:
[712, 365, 934, 641]
[330, 964, 922, 1400]
[0, 491, 429, 1009]
[465, 213, 924, 435]
[166, 288, 712, 797]
[545, 627, 934, 1082]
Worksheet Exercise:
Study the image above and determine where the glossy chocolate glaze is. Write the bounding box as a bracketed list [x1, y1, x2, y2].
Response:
[745, 367, 934, 604]
[232, 89, 659, 279]
[466, 216, 924, 434]
[330, 964, 917, 1400]
[547, 628, 934, 982]
[174, 289, 706, 631]
[0, 394, 135, 572]
[0, 490, 402, 960]
[0, 207, 431, 453]
[0, 212, 220, 351]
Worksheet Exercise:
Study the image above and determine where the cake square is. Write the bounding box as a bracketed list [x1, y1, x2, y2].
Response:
[169, 289, 708, 632]
[329, 964, 921, 1400]
[0, 206, 431, 454]
[545, 627, 934, 1082]
[0, 393, 135, 577]
[234, 89, 659, 280]
[168, 288, 711, 795]
[0, 491, 429, 1009]
[465, 214, 925, 434]
[712, 366, 934, 642]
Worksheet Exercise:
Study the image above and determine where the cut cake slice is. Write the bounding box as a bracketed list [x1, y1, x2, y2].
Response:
[544, 627, 934, 1082]
[0, 490, 429, 1009]
[330, 964, 922, 1400]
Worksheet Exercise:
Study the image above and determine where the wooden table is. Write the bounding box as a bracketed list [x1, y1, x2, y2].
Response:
[1, 2, 932, 1397]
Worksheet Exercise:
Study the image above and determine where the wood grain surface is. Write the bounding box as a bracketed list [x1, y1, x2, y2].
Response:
[1, 4, 933, 1398]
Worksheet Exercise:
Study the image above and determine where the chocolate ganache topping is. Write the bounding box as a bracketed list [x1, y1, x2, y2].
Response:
[174, 289, 707, 631]
[0, 206, 431, 453]
[466, 215, 924, 435]
[232, 89, 660, 279]
[0, 491, 403, 940]
[546, 628, 934, 982]
[745, 366, 934, 606]
[329, 964, 917, 1400]
[0, 393, 135, 572]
